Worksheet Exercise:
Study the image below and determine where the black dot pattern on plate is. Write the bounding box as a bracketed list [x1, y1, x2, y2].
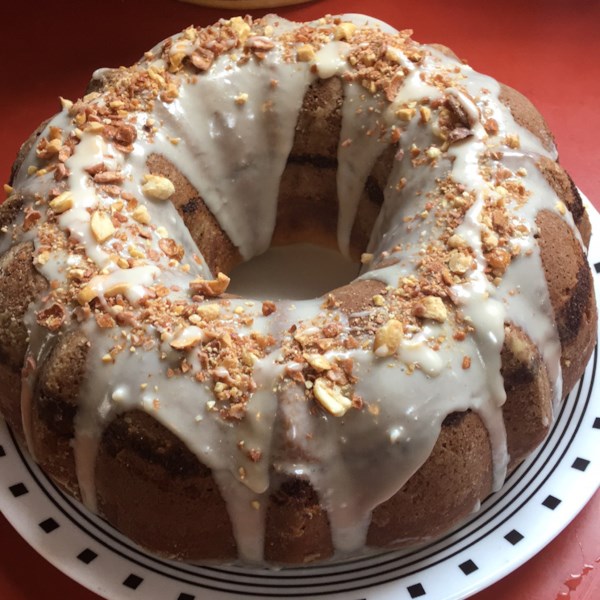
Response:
[9, 482, 28, 497]
[504, 529, 524, 545]
[177, 594, 195, 600]
[542, 495, 562, 510]
[459, 559, 479, 575]
[77, 548, 98, 564]
[593, 417, 600, 429]
[572, 457, 590, 471]
[123, 574, 144, 590]
[0, 445, 5, 457]
[39, 517, 59, 533]
[594, 262, 600, 273]
[407, 583, 426, 598]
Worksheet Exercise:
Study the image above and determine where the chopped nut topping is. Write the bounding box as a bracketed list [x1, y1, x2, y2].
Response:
[505, 133, 521, 149]
[482, 232, 499, 250]
[396, 107, 416, 121]
[196, 303, 221, 320]
[77, 285, 97, 305]
[419, 106, 431, 123]
[296, 44, 316, 62]
[35, 135, 62, 161]
[60, 96, 73, 111]
[48, 191, 74, 214]
[372, 294, 385, 307]
[230, 17, 251, 43]
[374, 319, 403, 357]
[158, 237, 184, 260]
[304, 353, 332, 372]
[189, 272, 230, 297]
[85, 121, 105, 135]
[425, 146, 442, 160]
[413, 296, 447, 322]
[234, 92, 249, 105]
[104, 282, 131, 298]
[36, 302, 66, 332]
[245, 36, 275, 52]
[95, 312, 116, 329]
[384, 46, 403, 64]
[313, 378, 352, 417]
[93, 170, 124, 184]
[334, 22, 357, 41]
[142, 174, 175, 201]
[23, 208, 41, 231]
[262, 301, 276, 316]
[361, 252, 374, 264]
[486, 247, 511, 274]
[447, 234, 466, 249]
[484, 118, 499, 135]
[90, 210, 116, 243]
[448, 249, 471, 274]
[132, 205, 151, 224]
[191, 47, 215, 71]
[129, 244, 145, 258]
[170, 326, 205, 351]
[168, 51, 186, 72]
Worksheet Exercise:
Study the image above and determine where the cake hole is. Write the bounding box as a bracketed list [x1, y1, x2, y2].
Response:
[227, 243, 359, 300]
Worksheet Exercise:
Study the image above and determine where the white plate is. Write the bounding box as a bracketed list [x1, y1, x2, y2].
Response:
[1, 201, 599, 600]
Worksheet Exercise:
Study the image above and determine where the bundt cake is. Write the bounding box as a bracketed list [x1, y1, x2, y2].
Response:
[0, 14, 596, 565]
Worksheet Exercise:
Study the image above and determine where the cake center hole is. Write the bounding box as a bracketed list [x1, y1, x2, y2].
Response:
[227, 243, 360, 300]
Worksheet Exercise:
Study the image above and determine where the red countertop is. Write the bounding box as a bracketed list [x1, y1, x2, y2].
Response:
[1, 1, 599, 598]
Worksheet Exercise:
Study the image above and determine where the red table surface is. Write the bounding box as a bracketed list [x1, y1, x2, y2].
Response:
[1, 0, 599, 598]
